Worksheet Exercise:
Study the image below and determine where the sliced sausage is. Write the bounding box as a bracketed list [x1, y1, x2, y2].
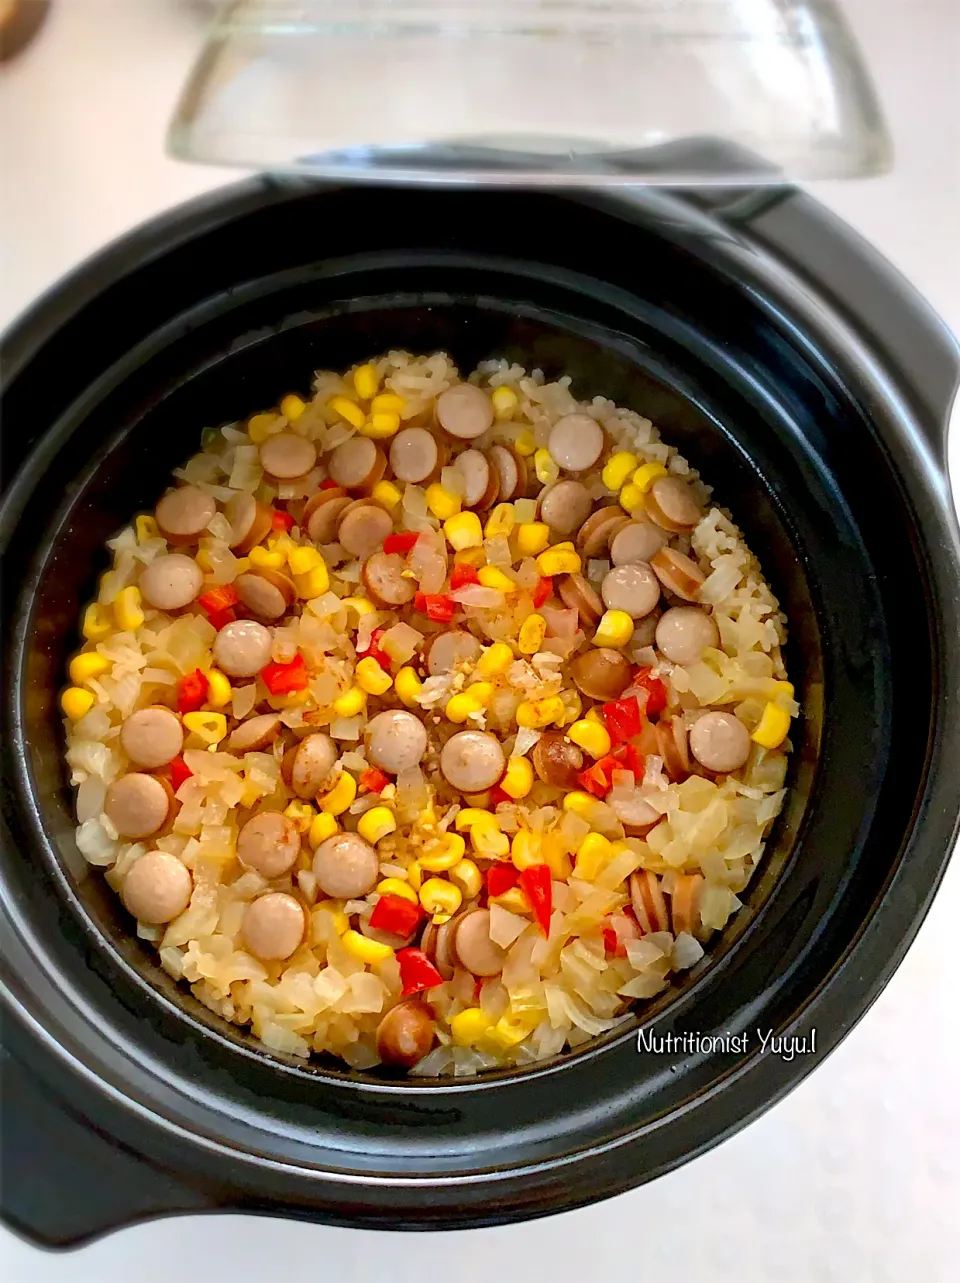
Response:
[655, 607, 719, 665]
[337, 501, 393, 559]
[657, 718, 691, 782]
[389, 427, 439, 484]
[688, 711, 751, 773]
[212, 618, 274, 677]
[119, 706, 183, 769]
[439, 730, 505, 793]
[362, 551, 416, 607]
[488, 444, 521, 501]
[312, 832, 379, 899]
[609, 791, 660, 833]
[651, 548, 705, 601]
[644, 476, 702, 533]
[455, 449, 496, 509]
[539, 480, 593, 535]
[139, 553, 203, 611]
[603, 912, 643, 957]
[436, 383, 494, 440]
[365, 710, 428, 774]
[600, 563, 661, 619]
[670, 873, 704, 938]
[577, 505, 630, 557]
[291, 733, 338, 798]
[121, 851, 193, 924]
[454, 908, 507, 976]
[303, 490, 351, 544]
[610, 519, 668, 566]
[568, 648, 633, 701]
[423, 629, 482, 676]
[236, 811, 301, 878]
[377, 1000, 436, 1068]
[225, 493, 275, 555]
[227, 713, 282, 753]
[547, 413, 604, 473]
[558, 573, 604, 627]
[435, 910, 477, 977]
[104, 773, 170, 839]
[260, 432, 317, 480]
[632, 610, 661, 649]
[234, 569, 296, 620]
[242, 892, 306, 960]
[155, 485, 216, 545]
[328, 438, 386, 491]
[630, 870, 670, 933]
[532, 731, 584, 790]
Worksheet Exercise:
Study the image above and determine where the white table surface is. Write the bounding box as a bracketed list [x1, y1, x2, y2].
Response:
[1, 2, 958, 1279]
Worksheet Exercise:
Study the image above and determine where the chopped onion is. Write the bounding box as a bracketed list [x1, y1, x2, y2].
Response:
[672, 932, 705, 970]
[449, 585, 504, 608]
[513, 727, 541, 757]
[489, 904, 528, 949]
[330, 716, 364, 740]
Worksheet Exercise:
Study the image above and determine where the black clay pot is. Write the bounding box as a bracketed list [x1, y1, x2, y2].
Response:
[2, 179, 959, 1246]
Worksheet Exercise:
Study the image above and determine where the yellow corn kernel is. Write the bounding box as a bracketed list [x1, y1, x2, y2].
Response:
[511, 829, 542, 871]
[491, 386, 518, 419]
[594, 609, 635, 648]
[619, 482, 644, 515]
[425, 483, 461, 522]
[568, 719, 612, 760]
[332, 686, 365, 718]
[247, 412, 278, 443]
[443, 510, 484, 551]
[394, 666, 423, 709]
[534, 448, 560, 485]
[515, 521, 550, 557]
[296, 564, 331, 599]
[632, 461, 669, 494]
[501, 755, 534, 801]
[448, 858, 482, 900]
[61, 687, 95, 720]
[233, 556, 251, 574]
[309, 811, 339, 849]
[183, 711, 227, 746]
[281, 394, 306, 422]
[469, 819, 510, 859]
[371, 392, 405, 416]
[248, 545, 286, 570]
[477, 565, 516, 594]
[563, 791, 599, 818]
[602, 451, 638, 491]
[340, 596, 376, 619]
[419, 877, 462, 922]
[540, 832, 572, 881]
[287, 545, 323, 576]
[584, 705, 603, 724]
[283, 800, 316, 833]
[490, 886, 530, 915]
[516, 695, 566, 729]
[68, 652, 110, 685]
[315, 900, 349, 935]
[514, 430, 537, 458]
[204, 668, 232, 709]
[450, 1008, 495, 1047]
[576, 832, 613, 881]
[751, 702, 791, 750]
[484, 503, 516, 539]
[476, 641, 514, 677]
[358, 806, 397, 845]
[487, 1011, 537, 1049]
[445, 692, 476, 724]
[81, 603, 113, 641]
[454, 808, 495, 832]
[518, 613, 546, 656]
[329, 395, 365, 429]
[318, 770, 357, 815]
[355, 656, 393, 696]
[772, 681, 796, 711]
[536, 546, 582, 577]
[405, 860, 423, 892]
[371, 479, 403, 510]
[377, 877, 418, 904]
[194, 549, 213, 575]
[135, 514, 159, 543]
[420, 833, 467, 872]
[360, 411, 401, 440]
[465, 681, 494, 707]
[352, 363, 380, 401]
[113, 586, 145, 632]
[341, 929, 394, 965]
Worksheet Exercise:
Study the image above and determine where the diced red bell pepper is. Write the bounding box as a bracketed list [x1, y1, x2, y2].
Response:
[176, 669, 209, 714]
[360, 766, 390, 793]
[577, 755, 620, 798]
[271, 508, 295, 533]
[601, 695, 643, 745]
[631, 667, 668, 717]
[320, 478, 340, 490]
[488, 784, 512, 807]
[613, 741, 643, 780]
[370, 894, 422, 939]
[414, 591, 456, 623]
[169, 756, 193, 791]
[486, 864, 521, 898]
[383, 531, 421, 556]
[207, 606, 237, 631]
[602, 925, 620, 956]
[449, 561, 480, 591]
[396, 947, 444, 997]
[260, 652, 309, 695]
[519, 864, 553, 936]
[532, 575, 552, 608]
[357, 626, 390, 670]
[197, 584, 239, 616]
[474, 977, 484, 1002]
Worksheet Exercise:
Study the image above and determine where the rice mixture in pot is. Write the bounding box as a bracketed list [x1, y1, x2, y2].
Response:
[62, 352, 798, 1075]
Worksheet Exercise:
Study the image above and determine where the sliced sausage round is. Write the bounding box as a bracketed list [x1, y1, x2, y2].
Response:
[377, 1000, 436, 1068]
[362, 551, 416, 607]
[389, 427, 439, 484]
[548, 414, 604, 473]
[436, 383, 494, 440]
[155, 485, 216, 545]
[291, 733, 339, 798]
[212, 619, 274, 678]
[312, 832, 379, 899]
[237, 811, 301, 879]
[688, 711, 751, 773]
[630, 870, 670, 933]
[558, 573, 604, 627]
[424, 629, 483, 677]
[454, 908, 507, 976]
[577, 505, 629, 557]
[242, 892, 306, 960]
[600, 563, 661, 618]
[632, 610, 661, 649]
[670, 873, 704, 938]
[488, 444, 521, 501]
[139, 553, 203, 611]
[260, 432, 317, 480]
[435, 911, 477, 978]
[609, 791, 660, 832]
[439, 730, 505, 793]
[119, 706, 183, 769]
[227, 713, 282, 753]
[455, 449, 496, 509]
[234, 569, 296, 620]
[364, 710, 428, 774]
[104, 773, 170, 839]
[651, 547, 706, 601]
[328, 438, 386, 491]
[568, 648, 633, 701]
[610, 519, 668, 566]
[539, 480, 593, 535]
[225, 493, 275, 555]
[657, 718, 691, 781]
[337, 502, 393, 559]
[305, 492, 352, 544]
[655, 607, 719, 665]
[121, 851, 193, 924]
[645, 476, 702, 533]
[532, 731, 584, 790]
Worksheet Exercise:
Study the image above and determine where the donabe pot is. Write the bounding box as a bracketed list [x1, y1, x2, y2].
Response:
[2, 180, 959, 1246]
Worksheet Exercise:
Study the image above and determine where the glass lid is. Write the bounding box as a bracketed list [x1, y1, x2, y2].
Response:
[168, 0, 892, 185]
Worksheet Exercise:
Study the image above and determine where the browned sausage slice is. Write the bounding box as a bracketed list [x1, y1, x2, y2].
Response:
[650, 548, 705, 602]
[656, 718, 690, 782]
[688, 712, 751, 773]
[306, 494, 352, 544]
[644, 476, 702, 533]
[568, 648, 633, 701]
[488, 444, 520, 501]
[227, 713, 283, 753]
[655, 607, 719, 665]
[609, 519, 668, 566]
[120, 706, 183, 769]
[558, 573, 604, 627]
[600, 563, 661, 619]
[312, 832, 379, 899]
[439, 731, 505, 793]
[436, 383, 494, 440]
[608, 791, 660, 832]
[104, 773, 170, 839]
[389, 427, 439, 484]
[337, 502, 393, 559]
[139, 554, 203, 611]
[237, 811, 301, 878]
[242, 892, 306, 960]
[532, 731, 584, 789]
[454, 908, 507, 976]
[577, 505, 629, 557]
[155, 485, 216, 545]
[291, 733, 338, 798]
[234, 569, 297, 620]
[454, 449, 495, 509]
[377, 1000, 436, 1067]
[225, 493, 275, 555]
[121, 851, 193, 924]
[547, 413, 604, 473]
[328, 438, 386, 491]
[670, 873, 704, 938]
[540, 480, 593, 536]
[212, 618, 274, 677]
[630, 870, 670, 933]
[362, 551, 416, 607]
[365, 710, 428, 774]
[423, 629, 483, 676]
[260, 432, 317, 480]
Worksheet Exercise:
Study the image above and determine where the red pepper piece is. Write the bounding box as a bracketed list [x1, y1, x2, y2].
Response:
[488, 784, 512, 807]
[519, 864, 553, 936]
[486, 864, 521, 898]
[413, 592, 456, 623]
[383, 531, 421, 556]
[271, 509, 294, 533]
[176, 669, 209, 714]
[396, 946, 444, 997]
[206, 606, 237, 631]
[320, 478, 340, 490]
[260, 652, 308, 695]
[532, 575, 552, 608]
[197, 584, 239, 616]
[631, 667, 668, 717]
[613, 741, 643, 780]
[357, 626, 390, 670]
[360, 766, 390, 793]
[449, 561, 480, 591]
[601, 695, 643, 745]
[370, 894, 422, 939]
[169, 756, 193, 791]
[577, 755, 619, 798]
[602, 925, 620, 955]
